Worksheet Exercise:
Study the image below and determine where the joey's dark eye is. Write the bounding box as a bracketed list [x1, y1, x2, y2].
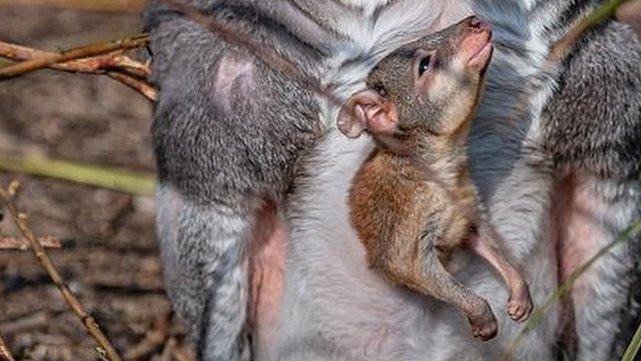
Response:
[372, 83, 387, 97]
[418, 56, 432, 77]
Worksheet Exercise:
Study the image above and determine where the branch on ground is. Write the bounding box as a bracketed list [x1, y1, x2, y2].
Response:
[0, 180, 124, 361]
[0, 331, 16, 361]
[125, 314, 170, 360]
[0, 312, 51, 336]
[0, 236, 61, 250]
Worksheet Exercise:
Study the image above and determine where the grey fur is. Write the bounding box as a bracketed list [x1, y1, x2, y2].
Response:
[156, 184, 253, 360]
[145, 0, 641, 360]
[543, 22, 641, 180]
[146, 3, 324, 359]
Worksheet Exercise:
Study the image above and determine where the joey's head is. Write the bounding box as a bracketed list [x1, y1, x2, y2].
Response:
[338, 16, 493, 139]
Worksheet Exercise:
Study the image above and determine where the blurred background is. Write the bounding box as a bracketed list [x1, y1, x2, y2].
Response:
[0, 1, 186, 361]
[0, 1, 639, 360]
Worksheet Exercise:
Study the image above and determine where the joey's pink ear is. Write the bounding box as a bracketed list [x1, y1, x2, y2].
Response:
[337, 90, 398, 139]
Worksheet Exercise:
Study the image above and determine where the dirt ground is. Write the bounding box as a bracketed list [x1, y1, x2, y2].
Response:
[0, 2, 640, 361]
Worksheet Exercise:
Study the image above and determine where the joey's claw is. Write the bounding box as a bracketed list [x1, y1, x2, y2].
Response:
[508, 301, 527, 323]
[507, 281, 533, 323]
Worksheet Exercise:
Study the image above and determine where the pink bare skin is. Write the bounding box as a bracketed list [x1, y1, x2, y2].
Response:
[550, 172, 630, 357]
[249, 202, 286, 353]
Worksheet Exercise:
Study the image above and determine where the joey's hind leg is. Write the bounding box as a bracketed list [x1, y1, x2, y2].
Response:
[469, 224, 533, 323]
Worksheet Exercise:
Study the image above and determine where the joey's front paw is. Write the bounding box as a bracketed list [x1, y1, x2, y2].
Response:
[467, 300, 498, 341]
[507, 280, 533, 323]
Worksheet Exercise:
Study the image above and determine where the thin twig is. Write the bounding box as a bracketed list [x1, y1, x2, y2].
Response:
[550, 0, 632, 61]
[159, 338, 176, 361]
[98, 195, 134, 240]
[172, 345, 195, 361]
[0, 331, 16, 361]
[0, 34, 149, 79]
[0, 181, 124, 361]
[0, 312, 51, 336]
[124, 315, 170, 360]
[0, 41, 157, 100]
[0, 235, 61, 250]
[0, 41, 150, 78]
[106, 71, 157, 101]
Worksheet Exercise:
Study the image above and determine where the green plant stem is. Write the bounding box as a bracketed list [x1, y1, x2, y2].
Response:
[622, 320, 641, 361]
[551, 0, 632, 59]
[503, 218, 641, 360]
[0, 154, 156, 197]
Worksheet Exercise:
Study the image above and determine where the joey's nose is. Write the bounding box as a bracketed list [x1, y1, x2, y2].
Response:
[467, 16, 490, 33]
[460, 16, 494, 70]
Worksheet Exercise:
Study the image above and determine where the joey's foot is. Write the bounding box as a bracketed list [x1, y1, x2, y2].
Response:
[466, 300, 498, 341]
[507, 279, 533, 323]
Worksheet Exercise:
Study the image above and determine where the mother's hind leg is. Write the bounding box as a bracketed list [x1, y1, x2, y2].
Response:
[157, 183, 256, 360]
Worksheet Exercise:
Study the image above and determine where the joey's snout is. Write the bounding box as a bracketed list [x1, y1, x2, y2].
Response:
[458, 16, 493, 70]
